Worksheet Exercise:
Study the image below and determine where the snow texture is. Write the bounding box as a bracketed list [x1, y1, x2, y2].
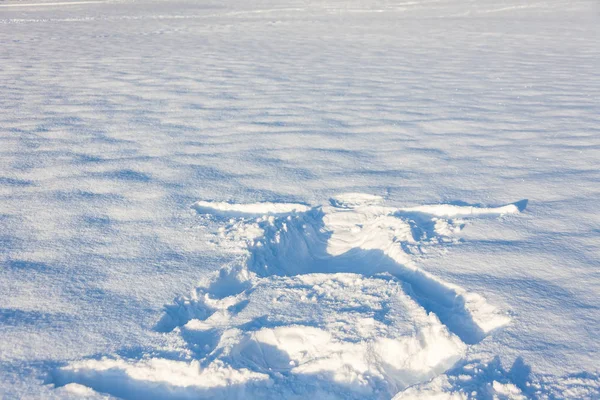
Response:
[1, 0, 599, 398]
[53, 196, 515, 398]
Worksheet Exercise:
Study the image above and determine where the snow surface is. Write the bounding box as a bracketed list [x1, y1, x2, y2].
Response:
[52, 197, 521, 398]
[1, 0, 599, 399]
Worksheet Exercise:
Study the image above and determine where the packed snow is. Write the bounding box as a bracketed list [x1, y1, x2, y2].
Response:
[1, 0, 599, 399]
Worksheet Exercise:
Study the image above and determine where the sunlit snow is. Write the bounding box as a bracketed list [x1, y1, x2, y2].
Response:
[1, 0, 599, 399]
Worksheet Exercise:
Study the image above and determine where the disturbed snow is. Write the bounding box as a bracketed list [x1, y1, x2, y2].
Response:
[55, 194, 516, 398]
[1, 0, 599, 399]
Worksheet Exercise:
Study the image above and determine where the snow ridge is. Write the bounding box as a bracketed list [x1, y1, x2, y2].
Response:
[53, 194, 524, 399]
[192, 201, 310, 217]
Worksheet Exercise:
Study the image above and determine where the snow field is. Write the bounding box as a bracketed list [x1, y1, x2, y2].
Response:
[1, 0, 599, 398]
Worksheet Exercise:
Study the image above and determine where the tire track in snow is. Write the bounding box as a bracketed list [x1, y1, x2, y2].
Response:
[53, 193, 526, 399]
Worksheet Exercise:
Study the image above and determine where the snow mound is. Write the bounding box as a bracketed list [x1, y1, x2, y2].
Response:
[330, 193, 384, 208]
[58, 383, 99, 396]
[192, 201, 310, 217]
[56, 358, 269, 399]
[398, 203, 521, 218]
[54, 194, 524, 399]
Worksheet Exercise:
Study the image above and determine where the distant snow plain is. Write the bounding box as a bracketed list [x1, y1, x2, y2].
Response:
[1, 0, 599, 398]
